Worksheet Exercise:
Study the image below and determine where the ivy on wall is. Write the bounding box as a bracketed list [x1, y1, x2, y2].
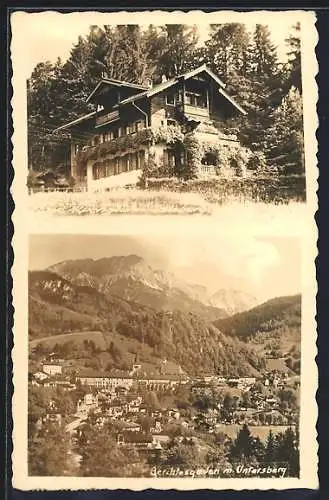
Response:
[76, 123, 255, 181]
[152, 125, 185, 145]
[78, 128, 153, 164]
[183, 132, 251, 178]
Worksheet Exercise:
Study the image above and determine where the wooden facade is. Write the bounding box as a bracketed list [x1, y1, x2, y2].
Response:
[55, 65, 246, 190]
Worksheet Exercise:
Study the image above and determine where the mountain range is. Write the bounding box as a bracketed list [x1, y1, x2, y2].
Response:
[47, 256, 257, 317]
[28, 256, 301, 377]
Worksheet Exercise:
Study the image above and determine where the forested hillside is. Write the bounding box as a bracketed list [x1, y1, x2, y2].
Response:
[214, 295, 301, 342]
[28, 23, 303, 177]
[29, 269, 265, 376]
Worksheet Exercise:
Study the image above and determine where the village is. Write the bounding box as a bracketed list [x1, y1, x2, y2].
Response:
[30, 351, 300, 465]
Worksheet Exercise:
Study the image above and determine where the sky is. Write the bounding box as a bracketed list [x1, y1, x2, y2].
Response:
[18, 10, 302, 79]
[29, 233, 301, 303]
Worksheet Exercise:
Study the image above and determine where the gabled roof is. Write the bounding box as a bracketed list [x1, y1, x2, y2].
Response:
[179, 65, 226, 88]
[53, 111, 96, 132]
[86, 78, 148, 103]
[54, 65, 246, 133]
[218, 87, 247, 115]
[118, 64, 246, 115]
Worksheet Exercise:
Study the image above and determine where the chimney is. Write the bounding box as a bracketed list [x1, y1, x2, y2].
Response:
[145, 77, 153, 89]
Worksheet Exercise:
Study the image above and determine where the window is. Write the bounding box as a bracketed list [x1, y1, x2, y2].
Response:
[136, 121, 143, 131]
[166, 149, 176, 168]
[167, 119, 176, 127]
[185, 93, 193, 105]
[166, 92, 175, 105]
[185, 92, 207, 108]
[176, 90, 183, 103]
[118, 127, 123, 138]
[196, 94, 207, 108]
[202, 152, 217, 166]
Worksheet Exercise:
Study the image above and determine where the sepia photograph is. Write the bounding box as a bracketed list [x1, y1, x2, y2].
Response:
[10, 9, 318, 492]
[28, 233, 301, 479]
[23, 13, 308, 220]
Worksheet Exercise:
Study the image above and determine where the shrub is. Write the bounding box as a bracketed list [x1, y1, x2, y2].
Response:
[229, 148, 250, 177]
[145, 174, 306, 204]
[247, 151, 267, 172]
[27, 170, 41, 188]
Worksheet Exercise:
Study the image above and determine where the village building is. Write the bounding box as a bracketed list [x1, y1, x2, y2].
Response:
[54, 65, 247, 191]
[152, 434, 170, 447]
[42, 362, 63, 376]
[116, 431, 154, 451]
[121, 421, 142, 433]
[76, 370, 134, 390]
[33, 371, 49, 382]
[150, 421, 162, 434]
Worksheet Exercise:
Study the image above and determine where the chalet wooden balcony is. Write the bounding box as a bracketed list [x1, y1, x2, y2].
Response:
[95, 110, 120, 127]
[181, 103, 210, 120]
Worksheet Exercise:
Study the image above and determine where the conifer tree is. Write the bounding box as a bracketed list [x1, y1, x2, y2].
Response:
[156, 25, 199, 79]
[265, 87, 304, 174]
[264, 429, 276, 462]
[285, 22, 302, 92]
[28, 422, 71, 476]
[229, 424, 254, 460]
[275, 427, 299, 477]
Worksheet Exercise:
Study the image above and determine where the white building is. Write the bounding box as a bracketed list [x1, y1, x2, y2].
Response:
[42, 363, 62, 376]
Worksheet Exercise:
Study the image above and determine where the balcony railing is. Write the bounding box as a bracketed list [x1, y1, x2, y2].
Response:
[96, 110, 119, 127]
[199, 165, 216, 176]
[182, 104, 210, 119]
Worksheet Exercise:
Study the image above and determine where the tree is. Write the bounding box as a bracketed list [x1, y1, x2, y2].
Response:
[265, 87, 304, 174]
[239, 24, 286, 155]
[106, 25, 148, 83]
[53, 386, 75, 416]
[137, 415, 154, 433]
[28, 422, 70, 476]
[27, 59, 71, 172]
[156, 25, 199, 79]
[28, 385, 52, 436]
[165, 442, 204, 468]
[142, 25, 167, 80]
[79, 424, 143, 477]
[241, 390, 251, 408]
[278, 387, 298, 409]
[264, 429, 276, 462]
[252, 25, 278, 80]
[275, 427, 299, 477]
[229, 424, 254, 461]
[223, 392, 234, 413]
[143, 390, 161, 409]
[206, 24, 252, 83]
[60, 34, 96, 116]
[285, 23, 302, 92]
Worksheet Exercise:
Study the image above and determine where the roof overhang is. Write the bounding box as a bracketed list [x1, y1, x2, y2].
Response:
[86, 78, 148, 103]
[180, 64, 227, 88]
[218, 87, 247, 115]
[53, 111, 96, 132]
[119, 65, 247, 114]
